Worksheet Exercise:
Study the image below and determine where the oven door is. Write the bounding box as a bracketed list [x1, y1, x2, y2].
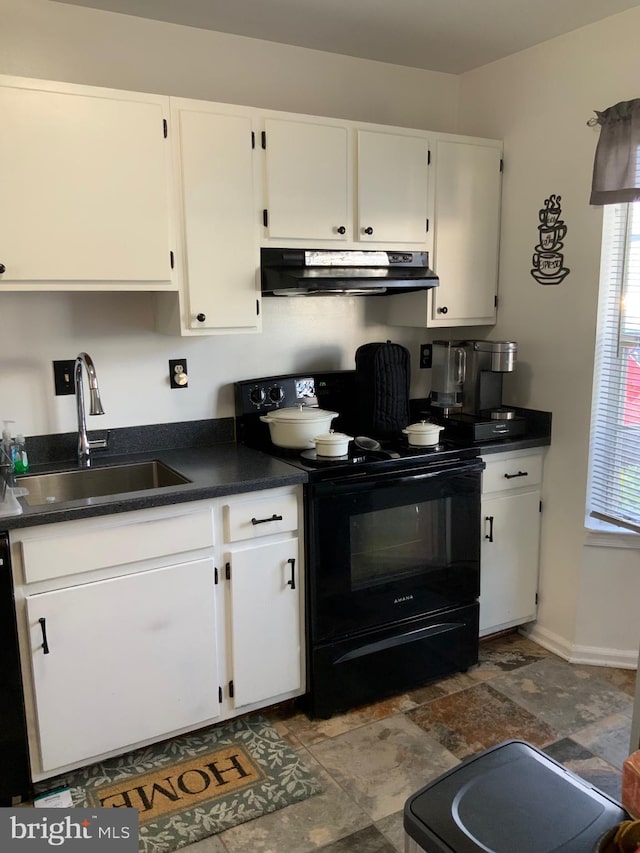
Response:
[307, 462, 482, 642]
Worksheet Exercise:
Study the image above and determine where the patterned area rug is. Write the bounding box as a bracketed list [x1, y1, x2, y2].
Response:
[41, 715, 322, 852]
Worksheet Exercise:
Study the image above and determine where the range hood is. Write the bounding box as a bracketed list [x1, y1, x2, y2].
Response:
[261, 248, 439, 296]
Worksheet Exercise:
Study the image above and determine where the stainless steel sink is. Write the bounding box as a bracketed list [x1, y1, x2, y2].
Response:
[16, 461, 191, 506]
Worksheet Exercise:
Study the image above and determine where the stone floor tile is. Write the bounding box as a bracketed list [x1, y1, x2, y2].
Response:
[180, 833, 228, 853]
[543, 738, 623, 801]
[217, 749, 371, 853]
[316, 825, 396, 852]
[375, 810, 405, 852]
[489, 658, 633, 736]
[308, 715, 458, 822]
[406, 671, 478, 705]
[470, 632, 556, 679]
[570, 712, 633, 769]
[407, 682, 557, 760]
[269, 694, 418, 748]
[572, 664, 637, 697]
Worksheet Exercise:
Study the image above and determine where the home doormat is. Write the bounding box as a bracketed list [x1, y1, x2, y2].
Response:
[38, 714, 322, 853]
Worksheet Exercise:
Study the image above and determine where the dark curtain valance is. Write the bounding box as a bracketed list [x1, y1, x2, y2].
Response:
[590, 98, 640, 205]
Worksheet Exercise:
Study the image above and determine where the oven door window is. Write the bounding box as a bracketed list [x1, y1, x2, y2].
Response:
[351, 499, 448, 589]
[310, 469, 480, 642]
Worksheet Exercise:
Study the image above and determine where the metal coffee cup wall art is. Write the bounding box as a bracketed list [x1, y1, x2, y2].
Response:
[530, 194, 570, 285]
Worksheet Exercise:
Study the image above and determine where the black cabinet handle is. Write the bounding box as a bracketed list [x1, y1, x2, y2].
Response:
[504, 470, 528, 479]
[39, 617, 50, 654]
[437, 306, 448, 314]
[196, 313, 206, 323]
[251, 513, 283, 526]
[0, 264, 5, 274]
[485, 516, 494, 543]
[287, 557, 296, 590]
[363, 226, 374, 235]
[336, 226, 346, 235]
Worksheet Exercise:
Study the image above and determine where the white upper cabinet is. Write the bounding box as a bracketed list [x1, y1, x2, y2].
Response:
[165, 100, 261, 334]
[430, 139, 502, 326]
[0, 78, 175, 290]
[0, 74, 504, 330]
[262, 118, 350, 241]
[357, 130, 430, 244]
[385, 136, 502, 328]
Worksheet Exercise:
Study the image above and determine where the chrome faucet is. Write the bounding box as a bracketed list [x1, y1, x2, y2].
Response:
[0, 443, 13, 501]
[75, 352, 107, 467]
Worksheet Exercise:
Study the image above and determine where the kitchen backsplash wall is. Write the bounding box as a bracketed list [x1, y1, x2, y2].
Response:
[0, 291, 431, 437]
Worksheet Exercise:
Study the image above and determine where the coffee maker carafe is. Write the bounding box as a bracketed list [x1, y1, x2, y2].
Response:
[430, 341, 467, 415]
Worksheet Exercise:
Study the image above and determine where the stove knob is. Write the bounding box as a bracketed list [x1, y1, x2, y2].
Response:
[269, 385, 285, 404]
[249, 387, 266, 406]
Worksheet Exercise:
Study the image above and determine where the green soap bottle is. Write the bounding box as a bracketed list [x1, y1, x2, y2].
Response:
[13, 434, 29, 474]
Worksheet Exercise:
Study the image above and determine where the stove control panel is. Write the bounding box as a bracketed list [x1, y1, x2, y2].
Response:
[235, 375, 318, 414]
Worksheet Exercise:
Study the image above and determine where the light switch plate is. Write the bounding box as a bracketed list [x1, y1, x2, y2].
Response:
[53, 360, 76, 395]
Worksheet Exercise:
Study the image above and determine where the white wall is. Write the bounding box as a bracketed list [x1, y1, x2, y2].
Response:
[0, 0, 460, 436]
[457, 7, 640, 665]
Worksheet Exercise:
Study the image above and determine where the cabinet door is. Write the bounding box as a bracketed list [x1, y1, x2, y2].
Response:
[26, 560, 219, 772]
[263, 119, 349, 240]
[228, 538, 302, 707]
[357, 130, 429, 244]
[431, 140, 502, 325]
[479, 491, 540, 635]
[175, 104, 260, 331]
[0, 82, 173, 286]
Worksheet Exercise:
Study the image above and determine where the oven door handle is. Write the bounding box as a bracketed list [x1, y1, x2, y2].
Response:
[335, 621, 465, 664]
[322, 459, 484, 490]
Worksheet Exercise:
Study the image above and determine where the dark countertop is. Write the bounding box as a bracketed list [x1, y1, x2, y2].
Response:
[0, 443, 307, 531]
[0, 411, 551, 531]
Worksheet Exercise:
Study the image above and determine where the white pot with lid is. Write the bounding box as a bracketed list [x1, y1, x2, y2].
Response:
[313, 431, 353, 457]
[402, 420, 445, 447]
[260, 405, 338, 449]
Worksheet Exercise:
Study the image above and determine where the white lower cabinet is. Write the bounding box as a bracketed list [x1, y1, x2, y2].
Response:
[11, 486, 304, 781]
[26, 559, 219, 773]
[222, 489, 304, 710]
[228, 539, 302, 707]
[479, 449, 544, 636]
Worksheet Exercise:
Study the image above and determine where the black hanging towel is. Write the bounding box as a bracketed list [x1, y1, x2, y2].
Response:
[355, 341, 411, 438]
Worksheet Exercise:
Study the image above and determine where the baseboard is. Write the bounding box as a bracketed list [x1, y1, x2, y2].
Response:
[520, 624, 638, 669]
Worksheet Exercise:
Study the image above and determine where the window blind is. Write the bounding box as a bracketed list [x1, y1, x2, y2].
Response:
[588, 201, 640, 533]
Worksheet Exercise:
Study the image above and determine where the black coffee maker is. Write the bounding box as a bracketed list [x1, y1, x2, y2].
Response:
[430, 340, 525, 441]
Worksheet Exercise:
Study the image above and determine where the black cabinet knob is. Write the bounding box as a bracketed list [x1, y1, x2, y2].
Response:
[437, 306, 448, 315]
[0, 264, 5, 274]
[363, 227, 374, 235]
[336, 226, 346, 235]
[196, 313, 206, 323]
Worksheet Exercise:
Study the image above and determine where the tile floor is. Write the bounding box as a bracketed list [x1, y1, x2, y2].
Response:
[188, 632, 636, 853]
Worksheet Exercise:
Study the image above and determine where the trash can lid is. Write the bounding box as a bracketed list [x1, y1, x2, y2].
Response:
[404, 740, 628, 853]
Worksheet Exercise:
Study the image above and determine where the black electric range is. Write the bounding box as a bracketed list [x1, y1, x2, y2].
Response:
[234, 370, 482, 481]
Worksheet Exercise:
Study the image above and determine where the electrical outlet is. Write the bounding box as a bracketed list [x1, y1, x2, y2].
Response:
[419, 344, 432, 369]
[169, 359, 188, 389]
[53, 360, 76, 395]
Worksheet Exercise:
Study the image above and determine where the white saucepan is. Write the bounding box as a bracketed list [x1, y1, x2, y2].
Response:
[402, 420, 445, 447]
[313, 431, 353, 457]
[260, 405, 338, 449]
